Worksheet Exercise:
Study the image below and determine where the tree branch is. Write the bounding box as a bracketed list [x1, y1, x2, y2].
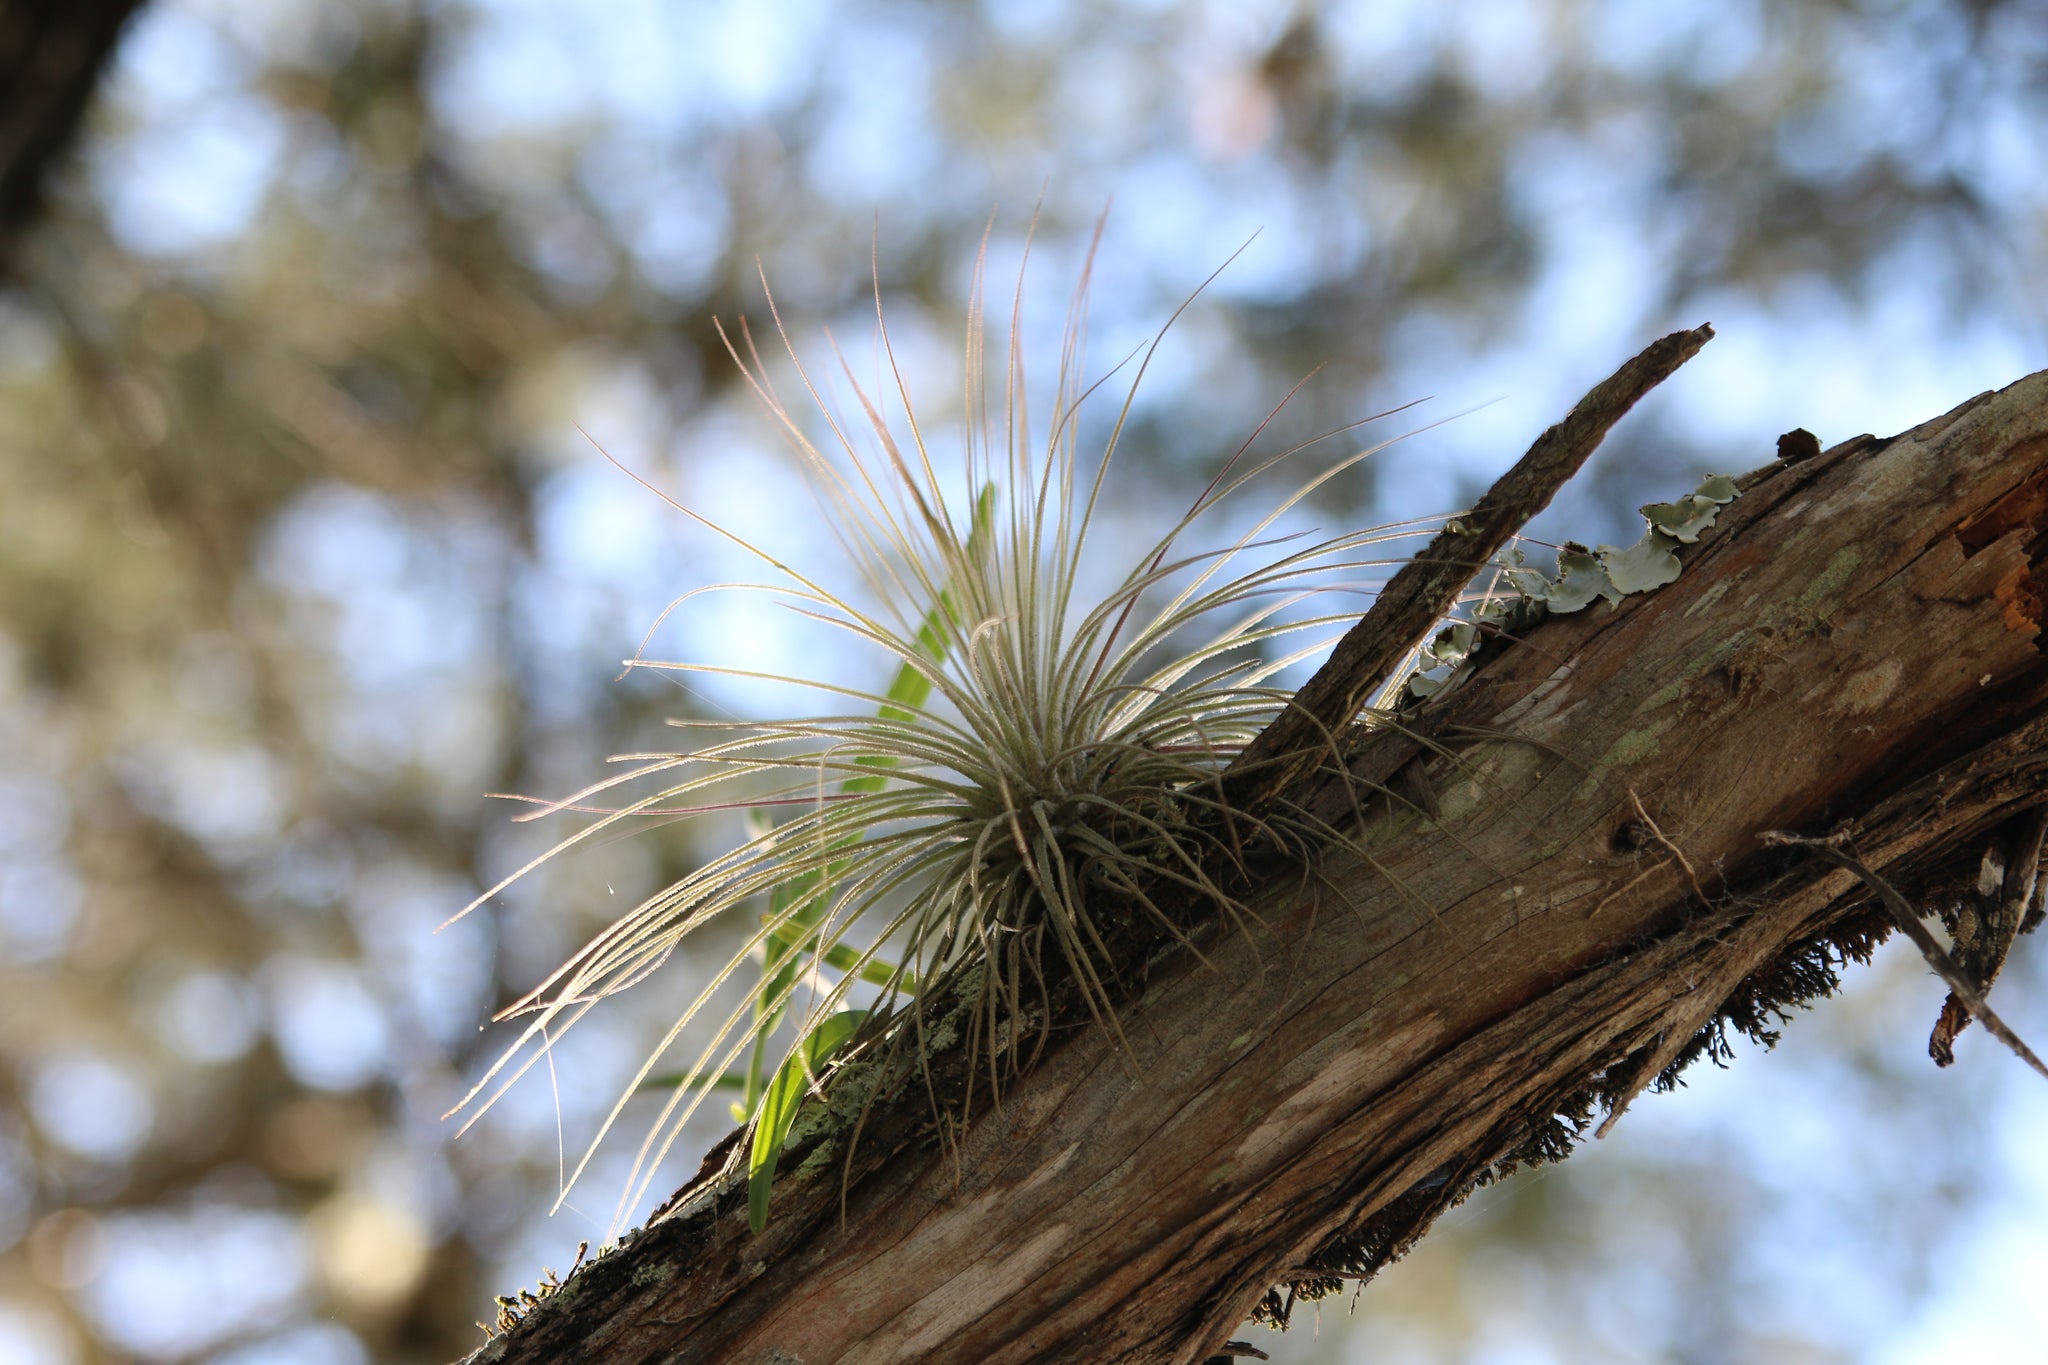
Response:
[464, 365, 2048, 1365]
[0, 0, 148, 272]
[1224, 323, 1714, 813]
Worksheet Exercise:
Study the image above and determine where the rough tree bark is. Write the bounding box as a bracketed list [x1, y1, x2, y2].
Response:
[465, 366, 2048, 1365]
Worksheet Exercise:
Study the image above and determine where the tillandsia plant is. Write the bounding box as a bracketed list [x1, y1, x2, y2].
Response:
[447, 236, 1452, 1234]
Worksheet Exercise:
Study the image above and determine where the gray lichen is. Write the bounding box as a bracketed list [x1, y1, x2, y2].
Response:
[1407, 472, 1742, 702]
[1405, 620, 1481, 698]
[1600, 534, 1684, 594]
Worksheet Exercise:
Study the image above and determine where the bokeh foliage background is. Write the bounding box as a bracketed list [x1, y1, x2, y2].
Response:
[0, 1, 2045, 1362]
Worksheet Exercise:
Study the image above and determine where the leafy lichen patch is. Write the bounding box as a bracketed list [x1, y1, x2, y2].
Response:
[1549, 545, 1623, 611]
[1599, 533, 1685, 594]
[1504, 473, 1737, 613]
[1415, 471, 1744, 707]
[1482, 474, 1736, 642]
[1642, 476, 1738, 542]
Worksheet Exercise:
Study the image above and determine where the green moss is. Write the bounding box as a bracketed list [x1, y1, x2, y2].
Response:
[1636, 681, 1685, 714]
[1571, 722, 1670, 802]
[630, 1260, 676, 1289]
[1600, 726, 1664, 767]
[1795, 546, 1863, 622]
[921, 1015, 959, 1056]
[794, 1138, 841, 1177]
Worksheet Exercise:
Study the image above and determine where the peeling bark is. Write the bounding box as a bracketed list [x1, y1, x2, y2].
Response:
[464, 370, 2048, 1365]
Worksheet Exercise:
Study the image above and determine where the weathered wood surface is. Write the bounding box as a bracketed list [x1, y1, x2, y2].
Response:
[467, 370, 2048, 1365]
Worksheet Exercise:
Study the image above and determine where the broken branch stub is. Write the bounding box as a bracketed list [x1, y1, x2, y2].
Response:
[1223, 323, 1713, 815]
[1759, 831, 2048, 1081]
[1926, 809, 2047, 1064]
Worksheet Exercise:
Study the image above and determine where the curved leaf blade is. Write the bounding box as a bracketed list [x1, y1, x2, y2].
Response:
[747, 1009, 868, 1234]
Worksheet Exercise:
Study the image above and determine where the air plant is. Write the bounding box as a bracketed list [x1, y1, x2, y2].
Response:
[448, 235, 1446, 1234]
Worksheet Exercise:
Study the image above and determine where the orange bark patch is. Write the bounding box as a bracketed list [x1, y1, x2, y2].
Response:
[1956, 443, 2048, 636]
[1996, 561, 2046, 632]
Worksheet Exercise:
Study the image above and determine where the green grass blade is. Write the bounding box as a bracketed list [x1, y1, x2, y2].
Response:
[738, 483, 990, 1110]
[635, 1071, 747, 1093]
[760, 913, 914, 990]
[846, 482, 994, 785]
[747, 1009, 868, 1234]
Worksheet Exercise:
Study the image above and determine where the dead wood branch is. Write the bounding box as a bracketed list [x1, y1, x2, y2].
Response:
[1224, 324, 1713, 813]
